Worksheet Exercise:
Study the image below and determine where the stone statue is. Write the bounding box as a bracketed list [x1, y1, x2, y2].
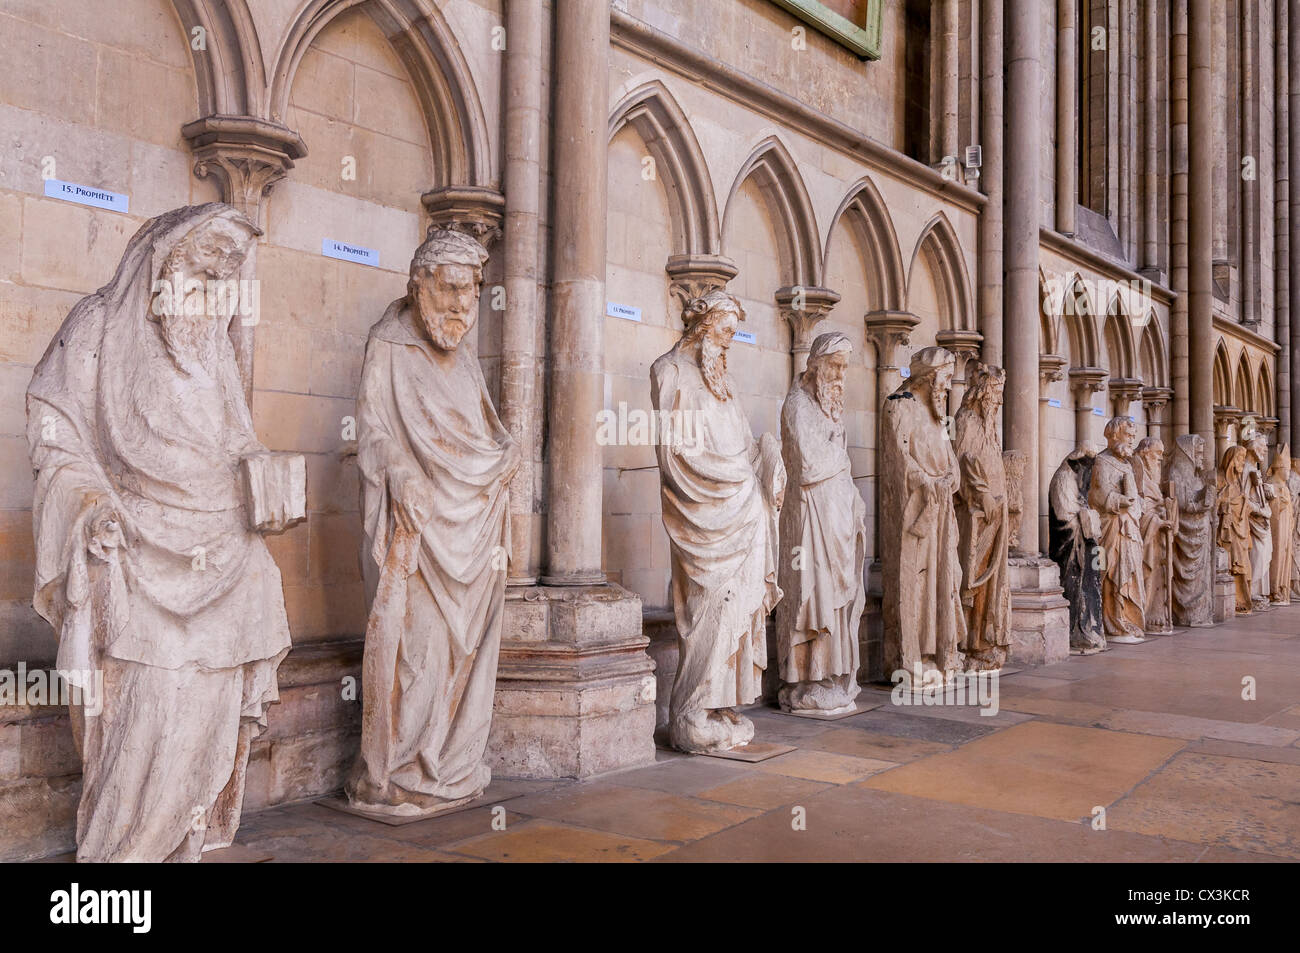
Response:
[26, 204, 297, 862]
[1217, 445, 1254, 614]
[953, 362, 1011, 670]
[651, 290, 784, 752]
[1002, 449, 1028, 554]
[1241, 424, 1274, 611]
[1290, 457, 1300, 601]
[776, 332, 867, 713]
[1049, 447, 1106, 654]
[1267, 445, 1294, 605]
[1088, 417, 1146, 643]
[1169, 434, 1216, 627]
[347, 228, 519, 817]
[1135, 437, 1175, 634]
[880, 346, 965, 683]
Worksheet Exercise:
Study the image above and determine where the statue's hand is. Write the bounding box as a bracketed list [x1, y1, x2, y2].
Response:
[86, 502, 125, 560]
[392, 471, 437, 534]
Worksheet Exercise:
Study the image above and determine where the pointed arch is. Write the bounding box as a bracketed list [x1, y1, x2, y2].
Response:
[1257, 359, 1274, 417]
[1214, 340, 1234, 407]
[1061, 273, 1100, 367]
[1138, 312, 1168, 387]
[722, 136, 823, 287]
[823, 177, 905, 311]
[906, 212, 974, 332]
[1040, 268, 1060, 356]
[609, 81, 720, 257]
[172, 0, 265, 116]
[268, 0, 494, 188]
[1235, 355, 1254, 414]
[1103, 292, 1137, 379]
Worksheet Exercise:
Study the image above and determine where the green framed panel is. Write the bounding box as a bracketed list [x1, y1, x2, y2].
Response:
[771, 0, 883, 60]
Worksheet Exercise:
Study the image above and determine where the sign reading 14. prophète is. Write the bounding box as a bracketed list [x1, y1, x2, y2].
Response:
[323, 238, 379, 267]
[44, 179, 129, 213]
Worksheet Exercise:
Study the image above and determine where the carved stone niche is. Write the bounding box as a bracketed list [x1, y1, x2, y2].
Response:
[666, 254, 739, 310]
[422, 186, 506, 249]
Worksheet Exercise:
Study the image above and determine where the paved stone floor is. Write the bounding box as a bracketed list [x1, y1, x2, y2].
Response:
[227, 607, 1300, 862]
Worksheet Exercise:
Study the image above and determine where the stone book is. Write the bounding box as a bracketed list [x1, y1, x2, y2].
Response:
[240, 451, 307, 533]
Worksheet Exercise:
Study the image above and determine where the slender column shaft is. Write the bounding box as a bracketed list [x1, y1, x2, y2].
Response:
[978, 0, 1005, 365]
[1188, 0, 1215, 463]
[1171, 0, 1190, 433]
[1056, 0, 1077, 235]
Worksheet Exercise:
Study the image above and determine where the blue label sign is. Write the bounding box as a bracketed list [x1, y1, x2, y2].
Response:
[322, 238, 379, 267]
[1048, 398, 1062, 408]
[733, 329, 757, 345]
[44, 178, 129, 213]
[606, 302, 641, 322]
[1092, 407, 1106, 416]
[899, 366, 911, 378]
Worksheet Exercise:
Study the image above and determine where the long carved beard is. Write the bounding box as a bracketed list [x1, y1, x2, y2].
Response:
[814, 375, 844, 422]
[700, 338, 733, 401]
[160, 307, 218, 374]
[420, 311, 468, 351]
[925, 383, 947, 420]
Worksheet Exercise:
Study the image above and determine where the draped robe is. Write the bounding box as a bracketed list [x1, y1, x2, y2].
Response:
[1244, 455, 1273, 604]
[1268, 467, 1294, 604]
[775, 384, 866, 687]
[1089, 450, 1146, 639]
[953, 410, 1011, 660]
[1049, 456, 1105, 653]
[26, 205, 290, 862]
[1169, 439, 1215, 626]
[880, 386, 965, 675]
[348, 302, 515, 815]
[650, 350, 781, 721]
[1217, 467, 1253, 612]
[1289, 468, 1300, 600]
[1135, 456, 1174, 632]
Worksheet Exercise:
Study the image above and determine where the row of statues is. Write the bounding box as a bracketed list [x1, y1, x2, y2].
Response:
[1049, 413, 1300, 654]
[31, 202, 1289, 859]
[650, 289, 1023, 753]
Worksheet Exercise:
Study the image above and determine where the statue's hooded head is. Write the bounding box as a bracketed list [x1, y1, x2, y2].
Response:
[1173, 433, 1206, 475]
[146, 204, 261, 374]
[680, 289, 744, 401]
[1268, 443, 1292, 482]
[804, 331, 851, 421]
[903, 346, 956, 420]
[408, 228, 489, 351]
[1221, 444, 1248, 483]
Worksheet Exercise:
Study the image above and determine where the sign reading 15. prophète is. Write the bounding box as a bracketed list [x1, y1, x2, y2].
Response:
[607, 302, 642, 322]
[45, 179, 129, 213]
[323, 239, 379, 267]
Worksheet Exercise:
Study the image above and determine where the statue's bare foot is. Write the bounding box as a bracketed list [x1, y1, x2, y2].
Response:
[780, 676, 860, 713]
[670, 709, 743, 753]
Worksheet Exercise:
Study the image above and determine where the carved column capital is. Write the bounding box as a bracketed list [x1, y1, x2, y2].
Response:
[183, 116, 307, 215]
[1039, 354, 1068, 389]
[422, 186, 506, 249]
[1108, 377, 1144, 417]
[665, 254, 739, 309]
[1140, 385, 1173, 416]
[1214, 405, 1243, 436]
[778, 285, 841, 377]
[864, 310, 921, 370]
[1068, 366, 1109, 403]
[936, 328, 984, 374]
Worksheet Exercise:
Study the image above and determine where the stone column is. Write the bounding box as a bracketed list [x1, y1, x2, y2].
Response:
[1141, 386, 1175, 443]
[777, 285, 841, 381]
[1188, 0, 1215, 464]
[1108, 377, 1144, 418]
[1056, 0, 1077, 235]
[1241, 0, 1259, 329]
[1070, 367, 1108, 448]
[1171, 0, 1190, 433]
[486, 1, 655, 780]
[502, 0, 545, 585]
[545, 0, 609, 587]
[1005, 0, 1043, 554]
[1039, 354, 1068, 549]
[1290, 0, 1300, 448]
[933, 0, 961, 166]
[1214, 405, 1242, 466]
[1142, 0, 1161, 271]
[1278, 0, 1291, 440]
[183, 116, 306, 400]
[936, 328, 984, 415]
[979, 0, 1005, 365]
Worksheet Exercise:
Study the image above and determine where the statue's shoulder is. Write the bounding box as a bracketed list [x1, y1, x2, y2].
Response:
[366, 299, 414, 346]
[649, 348, 686, 391]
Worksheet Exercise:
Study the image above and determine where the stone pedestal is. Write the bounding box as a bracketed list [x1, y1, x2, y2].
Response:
[1212, 546, 1236, 623]
[488, 584, 657, 779]
[1007, 556, 1071, 665]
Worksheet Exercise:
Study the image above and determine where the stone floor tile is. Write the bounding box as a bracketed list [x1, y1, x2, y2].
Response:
[753, 749, 896, 784]
[448, 819, 675, 862]
[694, 773, 830, 809]
[838, 709, 1001, 744]
[802, 727, 954, 762]
[501, 783, 760, 842]
[1095, 708, 1300, 746]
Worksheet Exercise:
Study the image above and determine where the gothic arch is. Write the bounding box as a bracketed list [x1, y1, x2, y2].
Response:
[1040, 268, 1060, 355]
[1235, 353, 1254, 414]
[722, 136, 823, 287]
[1103, 293, 1137, 379]
[1061, 273, 1100, 367]
[1257, 359, 1274, 417]
[1213, 340, 1233, 406]
[905, 212, 974, 332]
[172, 0, 265, 116]
[609, 81, 720, 257]
[267, 0, 494, 188]
[823, 177, 904, 311]
[1138, 313, 1168, 387]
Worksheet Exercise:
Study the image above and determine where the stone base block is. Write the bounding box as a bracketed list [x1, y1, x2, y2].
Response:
[1007, 556, 1071, 666]
[488, 583, 657, 779]
[1213, 549, 1235, 623]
